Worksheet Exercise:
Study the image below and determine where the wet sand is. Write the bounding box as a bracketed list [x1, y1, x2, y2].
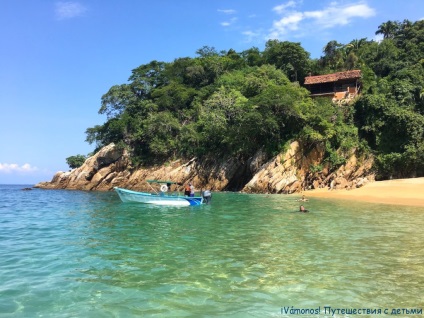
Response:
[301, 177, 424, 207]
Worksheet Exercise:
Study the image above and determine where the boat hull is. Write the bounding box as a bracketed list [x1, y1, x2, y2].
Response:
[114, 187, 203, 206]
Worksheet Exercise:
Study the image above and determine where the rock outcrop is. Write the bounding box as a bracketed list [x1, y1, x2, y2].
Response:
[35, 142, 374, 193]
[36, 143, 130, 191]
[243, 141, 374, 193]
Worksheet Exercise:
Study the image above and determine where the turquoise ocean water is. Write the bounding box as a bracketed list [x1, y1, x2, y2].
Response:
[1, 184, 423, 317]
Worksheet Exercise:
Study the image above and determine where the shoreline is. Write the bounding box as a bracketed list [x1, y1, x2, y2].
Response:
[298, 177, 424, 207]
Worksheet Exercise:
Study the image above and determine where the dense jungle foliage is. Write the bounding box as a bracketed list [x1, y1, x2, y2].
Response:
[84, 19, 424, 180]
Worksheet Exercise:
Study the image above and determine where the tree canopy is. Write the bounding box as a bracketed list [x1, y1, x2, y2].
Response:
[83, 19, 424, 180]
[66, 155, 87, 169]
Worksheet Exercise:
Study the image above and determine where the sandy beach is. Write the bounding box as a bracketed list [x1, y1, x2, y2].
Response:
[301, 177, 424, 207]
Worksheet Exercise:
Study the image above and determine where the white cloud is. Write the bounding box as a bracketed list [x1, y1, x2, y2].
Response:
[55, 1, 87, 20]
[242, 30, 261, 42]
[305, 3, 375, 28]
[272, 1, 297, 14]
[221, 17, 238, 27]
[218, 9, 236, 15]
[268, 1, 375, 39]
[218, 8, 238, 27]
[0, 163, 38, 173]
[274, 12, 303, 30]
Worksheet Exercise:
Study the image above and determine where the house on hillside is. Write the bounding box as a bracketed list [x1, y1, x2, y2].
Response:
[304, 70, 362, 105]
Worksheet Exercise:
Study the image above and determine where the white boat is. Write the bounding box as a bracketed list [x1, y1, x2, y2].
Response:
[114, 180, 204, 206]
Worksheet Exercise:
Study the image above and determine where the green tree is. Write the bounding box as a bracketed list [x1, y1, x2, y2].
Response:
[99, 84, 135, 119]
[142, 111, 181, 159]
[241, 47, 263, 66]
[128, 60, 167, 98]
[198, 86, 249, 154]
[321, 40, 344, 71]
[375, 20, 399, 39]
[195, 46, 219, 57]
[66, 155, 87, 169]
[263, 40, 310, 82]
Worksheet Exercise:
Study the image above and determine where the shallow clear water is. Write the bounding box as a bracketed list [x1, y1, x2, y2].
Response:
[1, 184, 423, 317]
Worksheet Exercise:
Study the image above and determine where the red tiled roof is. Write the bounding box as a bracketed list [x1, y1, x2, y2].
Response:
[304, 70, 361, 85]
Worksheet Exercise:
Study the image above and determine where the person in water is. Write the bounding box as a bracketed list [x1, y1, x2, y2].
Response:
[299, 205, 309, 212]
[298, 195, 308, 202]
[202, 190, 212, 204]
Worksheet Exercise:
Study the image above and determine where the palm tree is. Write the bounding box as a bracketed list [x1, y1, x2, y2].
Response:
[322, 40, 344, 70]
[345, 38, 368, 55]
[400, 19, 413, 32]
[323, 40, 342, 58]
[375, 21, 398, 39]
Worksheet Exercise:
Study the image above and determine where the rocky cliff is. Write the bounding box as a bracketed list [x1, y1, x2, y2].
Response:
[35, 142, 374, 193]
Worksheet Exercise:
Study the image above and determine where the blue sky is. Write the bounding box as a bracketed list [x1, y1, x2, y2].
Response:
[1, 0, 423, 185]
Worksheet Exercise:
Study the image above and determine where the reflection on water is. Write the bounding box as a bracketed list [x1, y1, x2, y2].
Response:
[0, 185, 423, 317]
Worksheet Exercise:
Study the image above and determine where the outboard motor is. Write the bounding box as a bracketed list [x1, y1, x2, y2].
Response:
[202, 190, 212, 204]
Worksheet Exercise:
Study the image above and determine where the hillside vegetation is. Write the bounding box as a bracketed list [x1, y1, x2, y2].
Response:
[83, 19, 424, 180]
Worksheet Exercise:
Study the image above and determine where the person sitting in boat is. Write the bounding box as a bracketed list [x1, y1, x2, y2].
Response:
[299, 205, 309, 213]
[189, 183, 195, 197]
[184, 184, 191, 196]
